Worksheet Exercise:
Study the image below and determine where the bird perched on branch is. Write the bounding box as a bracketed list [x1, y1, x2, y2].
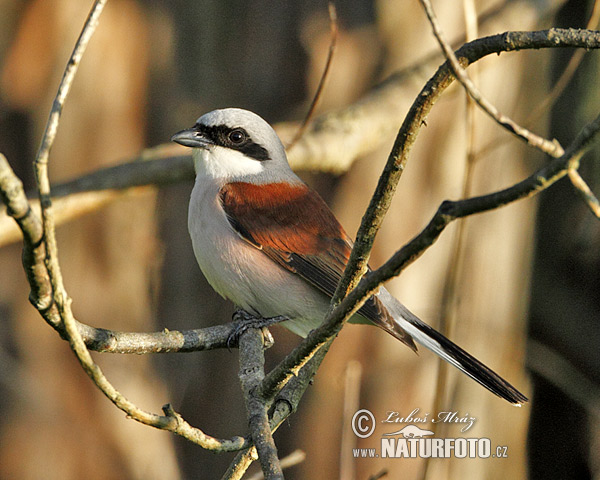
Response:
[171, 108, 527, 406]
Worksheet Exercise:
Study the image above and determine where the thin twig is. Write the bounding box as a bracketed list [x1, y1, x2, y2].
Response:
[287, 2, 338, 149]
[24, 0, 248, 452]
[568, 168, 600, 218]
[258, 28, 600, 406]
[419, 0, 564, 157]
[34, 0, 108, 195]
[259, 111, 600, 408]
[32, 0, 107, 333]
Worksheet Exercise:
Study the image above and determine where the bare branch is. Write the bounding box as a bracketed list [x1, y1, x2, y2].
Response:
[257, 106, 600, 413]
[224, 344, 328, 478]
[330, 28, 600, 321]
[80, 322, 235, 353]
[351, 112, 600, 313]
[35, 0, 108, 183]
[568, 168, 600, 218]
[11, 0, 249, 452]
[0, 154, 54, 314]
[3, 30, 599, 250]
[238, 328, 283, 479]
[420, 0, 564, 157]
[161, 404, 249, 452]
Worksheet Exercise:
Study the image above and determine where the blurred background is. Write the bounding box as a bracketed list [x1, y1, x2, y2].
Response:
[0, 0, 599, 479]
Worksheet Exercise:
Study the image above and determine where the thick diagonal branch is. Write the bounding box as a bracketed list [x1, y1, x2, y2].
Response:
[259, 111, 600, 407]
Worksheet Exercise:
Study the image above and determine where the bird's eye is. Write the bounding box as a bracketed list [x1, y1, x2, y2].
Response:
[228, 129, 246, 145]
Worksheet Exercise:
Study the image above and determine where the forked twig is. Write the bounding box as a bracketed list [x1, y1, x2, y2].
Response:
[2, 1, 600, 476]
[256, 38, 600, 425]
[25, 0, 246, 452]
[419, 0, 564, 158]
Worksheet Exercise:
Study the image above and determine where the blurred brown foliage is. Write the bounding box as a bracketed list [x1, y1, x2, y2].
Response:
[0, 1, 598, 479]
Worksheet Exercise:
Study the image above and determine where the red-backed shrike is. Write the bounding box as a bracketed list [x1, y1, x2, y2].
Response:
[172, 108, 527, 405]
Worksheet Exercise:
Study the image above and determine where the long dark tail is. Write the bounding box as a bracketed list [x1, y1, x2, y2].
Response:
[375, 288, 528, 406]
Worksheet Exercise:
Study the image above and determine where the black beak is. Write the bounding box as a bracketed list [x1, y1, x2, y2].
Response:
[171, 127, 212, 148]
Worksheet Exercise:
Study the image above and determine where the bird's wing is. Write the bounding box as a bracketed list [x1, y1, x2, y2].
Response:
[218, 181, 417, 350]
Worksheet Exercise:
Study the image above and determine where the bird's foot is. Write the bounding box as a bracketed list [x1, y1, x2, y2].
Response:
[227, 310, 288, 349]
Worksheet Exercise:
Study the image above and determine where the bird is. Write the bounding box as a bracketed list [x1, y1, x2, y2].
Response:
[171, 108, 528, 406]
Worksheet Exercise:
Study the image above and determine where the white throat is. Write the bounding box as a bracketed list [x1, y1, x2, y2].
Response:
[192, 146, 302, 186]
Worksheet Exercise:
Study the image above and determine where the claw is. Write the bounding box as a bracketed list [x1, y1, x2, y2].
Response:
[227, 309, 287, 349]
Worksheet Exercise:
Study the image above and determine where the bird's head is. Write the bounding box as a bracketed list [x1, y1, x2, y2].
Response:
[171, 108, 296, 184]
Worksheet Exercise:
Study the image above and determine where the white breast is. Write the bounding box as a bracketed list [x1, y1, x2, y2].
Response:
[187, 177, 330, 337]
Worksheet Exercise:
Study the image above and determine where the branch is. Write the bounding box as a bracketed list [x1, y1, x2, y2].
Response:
[5, 0, 249, 452]
[3, 30, 598, 249]
[420, 0, 564, 157]
[258, 34, 600, 407]
[0, 149, 191, 247]
[338, 111, 600, 326]
[331, 27, 600, 316]
[223, 344, 329, 479]
[238, 328, 283, 479]
[568, 168, 600, 218]
[0, 154, 54, 315]
[79, 322, 236, 353]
